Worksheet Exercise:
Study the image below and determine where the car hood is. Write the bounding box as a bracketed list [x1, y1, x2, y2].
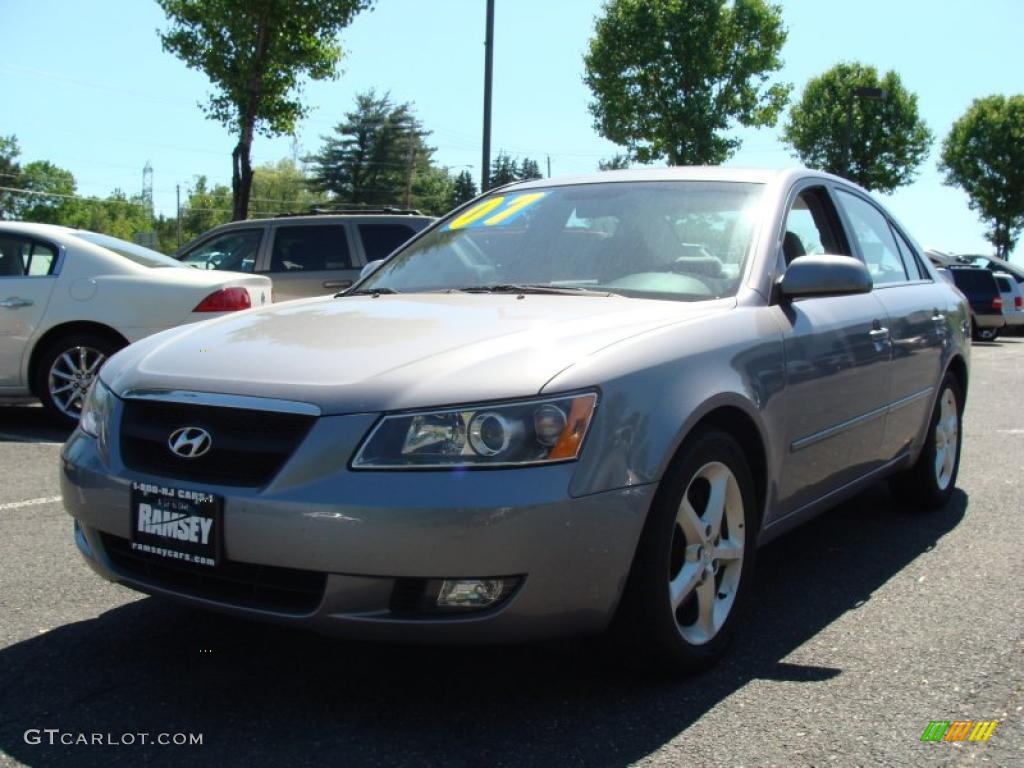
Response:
[101, 293, 729, 414]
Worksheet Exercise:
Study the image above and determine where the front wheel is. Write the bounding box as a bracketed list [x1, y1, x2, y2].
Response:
[891, 374, 963, 509]
[33, 332, 124, 425]
[614, 429, 757, 675]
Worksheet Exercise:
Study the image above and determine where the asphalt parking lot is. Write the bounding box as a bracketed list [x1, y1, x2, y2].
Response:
[1, 341, 1021, 768]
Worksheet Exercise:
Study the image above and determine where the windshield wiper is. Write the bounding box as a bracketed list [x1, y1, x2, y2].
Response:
[452, 283, 616, 297]
[337, 287, 399, 298]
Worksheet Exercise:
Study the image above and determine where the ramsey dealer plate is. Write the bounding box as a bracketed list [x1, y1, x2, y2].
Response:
[129, 482, 222, 567]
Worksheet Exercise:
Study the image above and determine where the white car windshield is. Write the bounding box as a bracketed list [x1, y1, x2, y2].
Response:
[359, 181, 764, 301]
[71, 231, 183, 268]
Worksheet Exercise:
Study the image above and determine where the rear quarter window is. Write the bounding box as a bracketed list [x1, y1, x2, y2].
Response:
[358, 223, 417, 261]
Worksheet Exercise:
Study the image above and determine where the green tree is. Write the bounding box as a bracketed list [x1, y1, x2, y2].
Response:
[518, 157, 543, 180]
[598, 154, 630, 171]
[451, 170, 478, 208]
[179, 175, 233, 241]
[0, 135, 21, 219]
[940, 95, 1024, 260]
[157, 0, 373, 221]
[307, 90, 433, 208]
[583, 0, 790, 165]
[250, 157, 325, 215]
[489, 152, 519, 187]
[782, 62, 933, 192]
[16, 161, 79, 223]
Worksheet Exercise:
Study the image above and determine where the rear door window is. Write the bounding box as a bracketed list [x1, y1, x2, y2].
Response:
[181, 229, 262, 272]
[890, 227, 923, 280]
[358, 223, 417, 262]
[270, 225, 352, 272]
[0, 236, 58, 276]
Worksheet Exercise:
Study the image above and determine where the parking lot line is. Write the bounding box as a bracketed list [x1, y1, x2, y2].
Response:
[0, 433, 65, 445]
[0, 495, 62, 511]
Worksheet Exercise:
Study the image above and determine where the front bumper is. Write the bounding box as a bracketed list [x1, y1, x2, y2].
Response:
[61, 418, 654, 643]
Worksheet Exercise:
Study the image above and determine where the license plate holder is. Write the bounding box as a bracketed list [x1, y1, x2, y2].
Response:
[129, 482, 222, 568]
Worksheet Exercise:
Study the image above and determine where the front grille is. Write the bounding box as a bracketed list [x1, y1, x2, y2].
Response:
[119, 400, 315, 487]
[101, 533, 326, 615]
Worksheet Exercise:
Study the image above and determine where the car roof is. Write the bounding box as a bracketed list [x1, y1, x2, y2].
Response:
[0, 221, 77, 239]
[504, 166, 849, 191]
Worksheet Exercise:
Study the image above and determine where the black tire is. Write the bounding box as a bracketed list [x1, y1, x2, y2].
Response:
[891, 373, 963, 510]
[33, 331, 124, 425]
[974, 325, 999, 342]
[613, 428, 758, 675]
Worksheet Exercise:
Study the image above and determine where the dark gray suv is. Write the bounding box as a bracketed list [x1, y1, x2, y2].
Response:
[175, 210, 433, 301]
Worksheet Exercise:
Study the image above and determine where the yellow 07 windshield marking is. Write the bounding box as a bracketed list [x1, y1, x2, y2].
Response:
[447, 197, 505, 230]
[483, 192, 547, 226]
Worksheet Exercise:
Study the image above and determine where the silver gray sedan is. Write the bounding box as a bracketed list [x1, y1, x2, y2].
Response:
[61, 168, 969, 673]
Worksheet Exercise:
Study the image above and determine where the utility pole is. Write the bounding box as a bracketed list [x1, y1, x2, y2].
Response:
[481, 0, 495, 192]
[404, 145, 417, 209]
[175, 184, 182, 248]
[546, 155, 551, 178]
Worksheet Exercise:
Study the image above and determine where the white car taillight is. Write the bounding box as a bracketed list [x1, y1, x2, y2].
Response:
[193, 287, 251, 312]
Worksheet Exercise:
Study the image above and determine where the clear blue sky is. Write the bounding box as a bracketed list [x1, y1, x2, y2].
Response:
[2, 0, 1022, 261]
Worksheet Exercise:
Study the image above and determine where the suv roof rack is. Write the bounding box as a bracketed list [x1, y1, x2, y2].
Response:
[272, 206, 426, 218]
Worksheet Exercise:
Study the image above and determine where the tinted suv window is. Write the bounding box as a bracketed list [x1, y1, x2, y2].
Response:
[996, 276, 1013, 292]
[951, 269, 998, 293]
[182, 229, 262, 272]
[835, 189, 907, 285]
[359, 223, 416, 261]
[270, 225, 351, 272]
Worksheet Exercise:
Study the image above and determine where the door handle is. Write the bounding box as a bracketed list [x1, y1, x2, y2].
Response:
[0, 297, 33, 309]
[869, 326, 890, 340]
[322, 280, 352, 290]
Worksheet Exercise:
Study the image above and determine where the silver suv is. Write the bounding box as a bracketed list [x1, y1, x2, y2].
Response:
[175, 210, 433, 301]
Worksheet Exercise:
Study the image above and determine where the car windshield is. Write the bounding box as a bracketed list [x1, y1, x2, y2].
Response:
[71, 231, 182, 268]
[358, 181, 764, 301]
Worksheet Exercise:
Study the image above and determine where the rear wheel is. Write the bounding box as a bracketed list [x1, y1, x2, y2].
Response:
[974, 326, 999, 342]
[891, 374, 963, 509]
[614, 429, 757, 675]
[33, 332, 124, 425]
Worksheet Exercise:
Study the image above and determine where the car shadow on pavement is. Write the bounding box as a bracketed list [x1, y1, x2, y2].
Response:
[0, 405, 73, 444]
[0, 484, 967, 767]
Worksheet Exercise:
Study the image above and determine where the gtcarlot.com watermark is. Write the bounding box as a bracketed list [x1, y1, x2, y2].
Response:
[24, 729, 202, 747]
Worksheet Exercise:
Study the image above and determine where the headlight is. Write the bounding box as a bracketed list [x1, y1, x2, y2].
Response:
[352, 392, 598, 469]
[79, 378, 114, 440]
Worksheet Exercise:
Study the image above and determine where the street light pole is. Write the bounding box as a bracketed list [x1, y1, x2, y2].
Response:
[843, 86, 888, 179]
[481, 0, 495, 192]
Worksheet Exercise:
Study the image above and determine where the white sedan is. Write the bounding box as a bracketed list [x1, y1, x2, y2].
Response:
[0, 222, 272, 423]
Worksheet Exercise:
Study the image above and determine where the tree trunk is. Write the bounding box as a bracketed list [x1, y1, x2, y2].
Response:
[232, 132, 253, 221]
[231, 13, 270, 221]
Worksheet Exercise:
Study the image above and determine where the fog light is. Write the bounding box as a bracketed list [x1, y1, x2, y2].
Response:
[436, 579, 507, 608]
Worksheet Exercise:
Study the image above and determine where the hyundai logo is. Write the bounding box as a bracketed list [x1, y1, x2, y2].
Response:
[168, 427, 213, 459]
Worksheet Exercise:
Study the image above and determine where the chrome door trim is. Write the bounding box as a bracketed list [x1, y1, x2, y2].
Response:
[790, 385, 935, 452]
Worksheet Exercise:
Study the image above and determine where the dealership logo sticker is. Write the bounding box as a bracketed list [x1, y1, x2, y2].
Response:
[920, 720, 997, 742]
[168, 427, 212, 458]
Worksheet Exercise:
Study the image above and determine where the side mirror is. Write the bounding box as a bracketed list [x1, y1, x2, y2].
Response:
[779, 255, 873, 299]
[360, 260, 385, 280]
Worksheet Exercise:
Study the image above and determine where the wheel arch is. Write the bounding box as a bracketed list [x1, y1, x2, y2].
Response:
[945, 353, 969, 401]
[27, 321, 129, 397]
[656, 396, 771, 535]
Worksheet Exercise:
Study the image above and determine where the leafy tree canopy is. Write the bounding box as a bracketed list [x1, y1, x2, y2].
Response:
[940, 94, 1024, 260]
[584, 0, 790, 165]
[782, 62, 933, 192]
[157, 0, 373, 219]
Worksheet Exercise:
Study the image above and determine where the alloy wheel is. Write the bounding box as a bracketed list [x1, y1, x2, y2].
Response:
[933, 387, 959, 491]
[48, 346, 106, 419]
[668, 461, 745, 645]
